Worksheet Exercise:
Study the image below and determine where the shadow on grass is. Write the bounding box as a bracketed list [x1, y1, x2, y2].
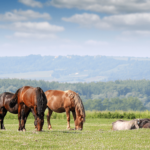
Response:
[31, 130, 82, 134]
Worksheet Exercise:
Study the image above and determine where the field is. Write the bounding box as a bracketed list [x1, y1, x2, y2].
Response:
[1, 116, 150, 150]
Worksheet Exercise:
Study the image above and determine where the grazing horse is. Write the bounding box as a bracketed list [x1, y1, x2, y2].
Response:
[9, 86, 47, 131]
[112, 119, 141, 131]
[0, 92, 31, 130]
[45, 90, 86, 130]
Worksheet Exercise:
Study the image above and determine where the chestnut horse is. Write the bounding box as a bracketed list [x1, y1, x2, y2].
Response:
[0, 92, 31, 130]
[9, 86, 47, 131]
[45, 90, 86, 130]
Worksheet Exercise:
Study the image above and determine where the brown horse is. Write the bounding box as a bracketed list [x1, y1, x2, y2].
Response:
[45, 90, 86, 130]
[0, 92, 31, 130]
[9, 86, 47, 131]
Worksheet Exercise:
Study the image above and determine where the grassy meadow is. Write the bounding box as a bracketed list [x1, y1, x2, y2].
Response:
[1, 111, 150, 149]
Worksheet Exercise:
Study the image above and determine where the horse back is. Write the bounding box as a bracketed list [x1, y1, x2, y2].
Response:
[45, 90, 70, 112]
[18, 86, 38, 107]
[0, 92, 14, 106]
[0, 92, 18, 114]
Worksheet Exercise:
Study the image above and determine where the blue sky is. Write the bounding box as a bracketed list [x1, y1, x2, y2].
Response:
[0, 0, 150, 57]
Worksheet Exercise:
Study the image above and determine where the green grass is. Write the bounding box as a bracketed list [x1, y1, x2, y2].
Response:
[5, 110, 150, 120]
[1, 118, 150, 150]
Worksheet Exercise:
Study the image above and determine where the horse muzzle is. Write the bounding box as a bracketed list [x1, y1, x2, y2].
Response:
[75, 127, 82, 131]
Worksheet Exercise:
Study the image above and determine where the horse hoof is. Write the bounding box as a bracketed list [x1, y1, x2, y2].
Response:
[48, 125, 52, 130]
[23, 129, 26, 132]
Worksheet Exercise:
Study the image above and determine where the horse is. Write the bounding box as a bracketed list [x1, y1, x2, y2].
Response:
[9, 86, 47, 131]
[45, 90, 86, 130]
[112, 119, 141, 131]
[0, 92, 31, 130]
[137, 118, 150, 128]
[142, 122, 150, 128]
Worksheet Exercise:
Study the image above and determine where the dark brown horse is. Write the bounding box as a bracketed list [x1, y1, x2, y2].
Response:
[0, 92, 31, 130]
[9, 86, 47, 131]
[45, 90, 86, 130]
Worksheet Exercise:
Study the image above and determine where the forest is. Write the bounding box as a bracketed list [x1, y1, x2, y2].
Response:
[0, 78, 150, 111]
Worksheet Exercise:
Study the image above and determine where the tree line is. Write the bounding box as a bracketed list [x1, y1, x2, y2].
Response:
[84, 97, 146, 111]
[0, 79, 149, 110]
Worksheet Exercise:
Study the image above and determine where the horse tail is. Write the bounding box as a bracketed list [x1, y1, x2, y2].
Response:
[9, 88, 20, 108]
[74, 93, 86, 122]
[36, 87, 47, 119]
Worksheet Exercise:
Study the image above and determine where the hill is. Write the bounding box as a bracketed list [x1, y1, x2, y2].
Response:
[0, 55, 150, 82]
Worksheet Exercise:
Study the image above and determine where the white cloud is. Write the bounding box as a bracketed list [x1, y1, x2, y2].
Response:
[62, 13, 150, 31]
[122, 30, 150, 37]
[2, 22, 64, 40]
[13, 32, 57, 39]
[62, 13, 101, 27]
[49, 0, 150, 14]
[0, 10, 51, 22]
[4, 22, 64, 33]
[19, 0, 43, 8]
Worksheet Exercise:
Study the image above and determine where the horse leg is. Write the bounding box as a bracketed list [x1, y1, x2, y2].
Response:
[0, 108, 7, 130]
[21, 106, 30, 131]
[65, 108, 71, 130]
[18, 104, 23, 131]
[21, 108, 25, 131]
[72, 110, 76, 129]
[72, 110, 76, 121]
[31, 108, 37, 129]
[23, 108, 31, 131]
[31, 106, 40, 130]
[47, 107, 53, 130]
[1, 109, 7, 129]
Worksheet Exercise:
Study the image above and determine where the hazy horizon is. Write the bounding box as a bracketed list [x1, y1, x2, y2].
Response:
[1, 54, 150, 58]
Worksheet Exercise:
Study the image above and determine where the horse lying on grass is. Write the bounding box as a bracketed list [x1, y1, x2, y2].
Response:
[138, 118, 150, 128]
[45, 90, 86, 130]
[139, 118, 150, 128]
[9, 86, 47, 131]
[0, 92, 31, 130]
[112, 119, 141, 131]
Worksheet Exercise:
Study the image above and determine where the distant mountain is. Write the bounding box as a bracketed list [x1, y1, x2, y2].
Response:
[1, 55, 150, 82]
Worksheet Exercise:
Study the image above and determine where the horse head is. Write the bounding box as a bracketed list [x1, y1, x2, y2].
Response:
[71, 92, 85, 131]
[36, 115, 44, 131]
[137, 119, 150, 128]
[74, 113, 85, 130]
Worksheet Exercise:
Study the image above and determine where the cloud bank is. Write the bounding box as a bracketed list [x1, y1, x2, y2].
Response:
[62, 13, 150, 31]
[49, 0, 150, 14]
[19, 0, 43, 8]
[0, 10, 51, 21]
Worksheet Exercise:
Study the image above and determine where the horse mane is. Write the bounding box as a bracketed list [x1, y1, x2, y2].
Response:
[36, 87, 47, 119]
[9, 88, 21, 108]
[73, 92, 86, 122]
